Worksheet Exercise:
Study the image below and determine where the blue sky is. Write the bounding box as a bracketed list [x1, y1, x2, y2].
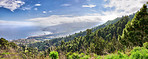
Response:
[0, 0, 106, 20]
[0, 0, 147, 26]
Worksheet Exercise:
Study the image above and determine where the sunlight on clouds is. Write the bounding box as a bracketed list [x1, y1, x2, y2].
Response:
[104, 0, 147, 16]
[0, 0, 25, 11]
[26, 0, 147, 27]
[28, 15, 103, 27]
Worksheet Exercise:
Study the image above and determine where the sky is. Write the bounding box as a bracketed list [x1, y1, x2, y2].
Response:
[0, 0, 147, 27]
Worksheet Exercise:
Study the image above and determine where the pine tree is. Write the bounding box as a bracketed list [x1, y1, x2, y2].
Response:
[120, 4, 148, 48]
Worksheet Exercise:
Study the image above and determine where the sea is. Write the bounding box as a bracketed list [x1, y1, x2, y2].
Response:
[0, 25, 51, 40]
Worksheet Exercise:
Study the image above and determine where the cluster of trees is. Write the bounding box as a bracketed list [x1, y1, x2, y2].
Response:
[119, 4, 148, 48]
[0, 38, 17, 49]
[43, 3, 148, 59]
[0, 3, 148, 59]
[64, 42, 148, 59]
[54, 16, 130, 55]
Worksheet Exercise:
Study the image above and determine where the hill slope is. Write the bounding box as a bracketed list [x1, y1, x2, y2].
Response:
[28, 15, 135, 51]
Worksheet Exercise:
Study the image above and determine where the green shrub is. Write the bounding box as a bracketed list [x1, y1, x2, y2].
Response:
[104, 51, 128, 59]
[80, 55, 90, 59]
[129, 47, 148, 59]
[143, 42, 148, 49]
[2, 52, 10, 55]
[67, 53, 90, 59]
[97, 56, 101, 59]
[69, 53, 80, 59]
[49, 51, 59, 59]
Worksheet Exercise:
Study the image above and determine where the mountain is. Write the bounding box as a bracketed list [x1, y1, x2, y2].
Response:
[27, 22, 101, 40]
[54, 4, 148, 56]
[12, 14, 135, 46]
[1, 4, 148, 59]
[28, 14, 135, 51]
[55, 16, 130, 54]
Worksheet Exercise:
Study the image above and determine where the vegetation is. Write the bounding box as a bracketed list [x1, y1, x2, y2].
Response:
[28, 14, 135, 51]
[51, 42, 148, 59]
[0, 3, 148, 59]
[49, 51, 59, 59]
[119, 4, 148, 48]
[54, 15, 130, 55]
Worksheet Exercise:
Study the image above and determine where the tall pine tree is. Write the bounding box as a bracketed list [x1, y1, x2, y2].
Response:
[119, 4, 148, 48]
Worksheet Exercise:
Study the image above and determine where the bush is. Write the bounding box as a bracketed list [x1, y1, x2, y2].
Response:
[129, 47, 148, 59]
[143, 42, 148, 49]
[67, 53, 90, 59]
[104, 51, 128, 59]
[49, 51, 59, 59]
[97, 56, 101, 59]
[0, 38, 9, 48]
[9, 42, 17, 48]
[68, 53, 80, 59]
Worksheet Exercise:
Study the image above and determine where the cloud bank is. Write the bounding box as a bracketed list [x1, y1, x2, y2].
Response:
[0, 20, 34, 26]
[103, 0, 147, 16]
[28, 15, 105, 27]
[28, 0, 147, 27]
[0, 0, 25, 11]
[1, 0, 147, 28]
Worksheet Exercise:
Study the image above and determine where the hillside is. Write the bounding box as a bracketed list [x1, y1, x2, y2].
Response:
[57, 3, 148, 54]
[55, 16, 130, 54]
[27, 4, 148, 59]
[11, 17, 123, 45]
[0, 3, 148, 59]
[28, 14, 135, 51]
[0, 38, 45, 59]
[0, 38, 21, 58]
[46, 4, 148, 59]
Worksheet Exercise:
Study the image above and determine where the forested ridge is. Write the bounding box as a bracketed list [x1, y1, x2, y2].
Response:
[28, 14, 135, 51]
[0, 3, 148, 59]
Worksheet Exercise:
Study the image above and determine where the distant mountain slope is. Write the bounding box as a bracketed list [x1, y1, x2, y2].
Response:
[27, 22, 100, 40]
[28, 14, 135, 51]
[26, 18, 122, 41]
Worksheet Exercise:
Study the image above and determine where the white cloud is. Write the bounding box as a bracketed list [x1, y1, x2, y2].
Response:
[82, 4, 96, 8]
[34, 8, 38, 10]
[103, 0, 147, 17]
[48, 11, 52, 12]
[0, 0, 25, 11]
[21, 7, 31, 10]
[35, 4, 41, 6]
[28, 15, 106, 27]
[0, 20, 35, 26]
[43, 11, 47, 13]
[61, 4, 71, 7]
